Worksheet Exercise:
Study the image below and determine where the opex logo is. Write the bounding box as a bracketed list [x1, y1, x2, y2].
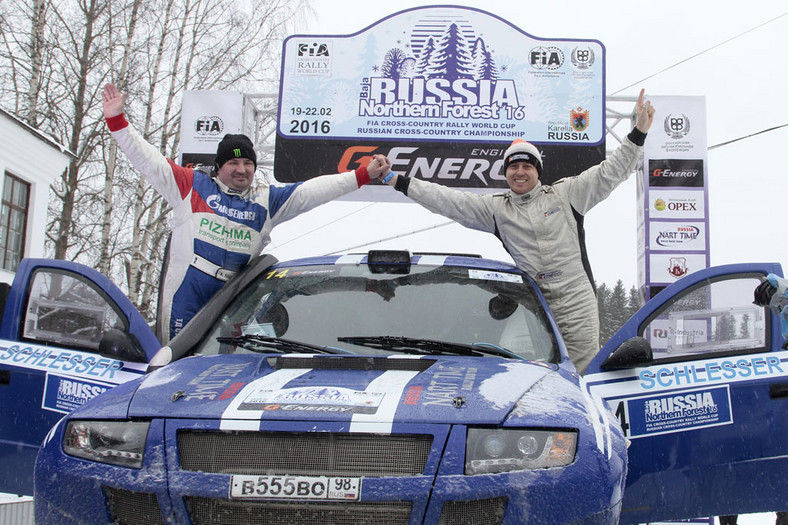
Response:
[529, 46, 564, 70]
[195, 116, 224, 136]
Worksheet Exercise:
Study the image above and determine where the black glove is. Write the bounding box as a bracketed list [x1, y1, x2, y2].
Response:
[753, 278, 777, 307]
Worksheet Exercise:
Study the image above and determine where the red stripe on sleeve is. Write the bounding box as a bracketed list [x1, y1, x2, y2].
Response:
[191, 190, 215, 214]
[167, 159, 196, 199]
[105, 114, 129, 132]
[355, 166, 371, 187]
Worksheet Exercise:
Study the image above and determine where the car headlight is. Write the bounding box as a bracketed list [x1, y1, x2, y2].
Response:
[63, 420, 150, 468]
[465, 428, 577, 475]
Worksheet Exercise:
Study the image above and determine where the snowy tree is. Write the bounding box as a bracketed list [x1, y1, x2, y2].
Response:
[431, 23, 474, 81]
[381, 48, 408, 81]
[415, 37, 437, 78]
[738, 313, 751, 340]
[471, 37, 497, 81]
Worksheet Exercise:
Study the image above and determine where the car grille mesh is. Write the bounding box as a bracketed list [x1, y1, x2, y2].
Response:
[438, 497, 508, 525]
[184, 497, 412, 525]
[103, 487, 164, 525]
[178, 430, 433, 476]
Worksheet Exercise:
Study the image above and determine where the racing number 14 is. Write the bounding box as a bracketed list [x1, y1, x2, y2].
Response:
[614, 401, 631, 437]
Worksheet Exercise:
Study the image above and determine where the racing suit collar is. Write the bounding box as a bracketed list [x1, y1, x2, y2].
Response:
[510, 181, 542, 204]
[213, 172, 253, 198]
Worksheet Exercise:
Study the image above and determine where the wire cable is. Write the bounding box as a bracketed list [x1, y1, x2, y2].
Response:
[612, 11, 788, 95]
[709, 123, 788, 150]
[324, 220, 455, 255]
[269, 201, 378, 250]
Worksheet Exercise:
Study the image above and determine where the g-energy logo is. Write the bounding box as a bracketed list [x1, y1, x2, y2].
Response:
[337, 145, 507, 187]
[648, 159, 704, 188]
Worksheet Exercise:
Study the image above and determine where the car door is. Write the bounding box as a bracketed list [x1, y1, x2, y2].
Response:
[0, 259, 160, 496]
[584, 262, 788, 524]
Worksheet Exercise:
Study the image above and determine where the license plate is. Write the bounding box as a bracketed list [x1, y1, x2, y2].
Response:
[230, 475, 361, 500]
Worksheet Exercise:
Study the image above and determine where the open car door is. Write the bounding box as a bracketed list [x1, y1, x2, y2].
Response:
[584, 262, 788, 524]
[0, 259, 161, 495]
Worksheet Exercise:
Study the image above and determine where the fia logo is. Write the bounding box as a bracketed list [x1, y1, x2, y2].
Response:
[194, 116, 224, 136]
[297, 42, 329, 57]
[529, 46, 564, 70]
[664, 113, 691, 140]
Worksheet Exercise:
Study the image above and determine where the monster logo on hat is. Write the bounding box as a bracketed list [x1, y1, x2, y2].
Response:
[214, 133, 257, 172]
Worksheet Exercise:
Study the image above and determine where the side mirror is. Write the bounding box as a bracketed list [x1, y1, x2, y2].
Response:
[99, 328, 148, 363]
[601, 336, 653, 370]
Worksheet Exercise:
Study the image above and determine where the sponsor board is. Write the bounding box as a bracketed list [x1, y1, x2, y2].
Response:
[648, 221, 706, 251]
[275, 6, 606, 188]
[649, 253, 709, 283]
[648, 159, 705, 188]
[273, 138, 605, 188]
[649, 189, 706, 219]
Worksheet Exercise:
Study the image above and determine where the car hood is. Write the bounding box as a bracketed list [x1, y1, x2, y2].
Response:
[127, 353, 560, 425]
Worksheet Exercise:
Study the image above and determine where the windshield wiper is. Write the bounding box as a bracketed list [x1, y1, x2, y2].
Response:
[216, 335, 348, 354]
[337, 336, 519, 358]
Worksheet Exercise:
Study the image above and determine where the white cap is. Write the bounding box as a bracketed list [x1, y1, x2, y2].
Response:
[503, 139, 542, 174]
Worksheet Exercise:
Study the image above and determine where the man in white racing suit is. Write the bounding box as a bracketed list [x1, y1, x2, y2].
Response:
[102, 84, 389, 342]
[381, 90, 655, 374]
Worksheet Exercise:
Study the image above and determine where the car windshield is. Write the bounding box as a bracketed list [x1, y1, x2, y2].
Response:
[195, 262, 558, 362]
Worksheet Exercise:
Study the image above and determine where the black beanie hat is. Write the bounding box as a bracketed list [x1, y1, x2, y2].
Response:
[214, 134, 257, 171]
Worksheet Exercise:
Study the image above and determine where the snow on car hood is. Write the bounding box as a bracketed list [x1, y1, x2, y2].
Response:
[127, 353, 558, 425]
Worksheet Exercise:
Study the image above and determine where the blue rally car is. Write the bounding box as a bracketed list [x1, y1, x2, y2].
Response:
[3, 252, 787, 523]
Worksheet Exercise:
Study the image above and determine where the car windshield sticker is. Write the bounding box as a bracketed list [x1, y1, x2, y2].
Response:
[468, 269, 523, 283]
[242, 322, 276, 336]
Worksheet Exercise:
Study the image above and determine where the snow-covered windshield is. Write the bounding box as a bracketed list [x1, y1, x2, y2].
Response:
[195, 263, 558, 362]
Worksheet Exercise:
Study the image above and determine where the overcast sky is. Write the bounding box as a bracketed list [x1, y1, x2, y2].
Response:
[265, 0, 788, 292]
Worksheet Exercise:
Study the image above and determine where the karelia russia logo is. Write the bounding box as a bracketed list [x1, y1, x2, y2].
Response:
[571, 107, 589, 131]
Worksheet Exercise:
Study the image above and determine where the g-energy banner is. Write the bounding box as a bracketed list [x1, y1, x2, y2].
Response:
[276, 5, 606, 188]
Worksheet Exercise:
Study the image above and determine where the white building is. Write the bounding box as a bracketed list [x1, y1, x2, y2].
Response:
[0, 108, 74, 283]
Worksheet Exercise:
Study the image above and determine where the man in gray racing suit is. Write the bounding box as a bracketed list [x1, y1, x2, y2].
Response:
[382, 90, 655, 374]
[103, 84, 389, 342]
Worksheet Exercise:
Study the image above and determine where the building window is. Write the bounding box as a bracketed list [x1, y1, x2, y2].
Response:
[0, 172, 30, 272]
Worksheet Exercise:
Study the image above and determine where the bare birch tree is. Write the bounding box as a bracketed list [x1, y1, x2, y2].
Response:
[0, 0, 309, 323]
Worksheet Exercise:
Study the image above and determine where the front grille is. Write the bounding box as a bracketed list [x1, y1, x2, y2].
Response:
[104, 486, 164, 525]
[185, 496, 412, 525]
[178, 430, 433, 476]
[438, 497, 508, 525]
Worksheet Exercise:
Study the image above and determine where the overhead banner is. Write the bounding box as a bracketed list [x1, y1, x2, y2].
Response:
[276, 5, 606, 189]
[178, 90, 245, 169]
[637, 96, 710, 300]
